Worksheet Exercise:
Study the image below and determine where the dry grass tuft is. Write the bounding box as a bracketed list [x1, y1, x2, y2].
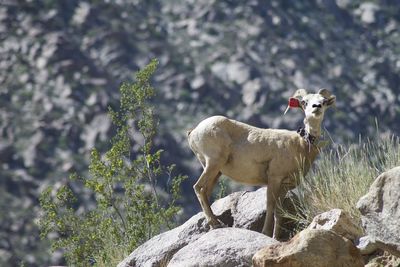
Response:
[283, 135, 400, 230]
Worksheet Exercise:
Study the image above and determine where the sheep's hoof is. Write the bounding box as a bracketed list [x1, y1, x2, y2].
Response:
[210, 223, 223, 229]
[209, 218, 226, 229]
[261, 227, 273, 237]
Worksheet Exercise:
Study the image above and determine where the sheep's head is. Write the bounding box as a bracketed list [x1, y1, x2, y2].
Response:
[285, 88, 336, 135]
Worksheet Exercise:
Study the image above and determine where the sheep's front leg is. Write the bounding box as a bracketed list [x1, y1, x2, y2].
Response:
[273, 187, 288, 240]
[262, 179, 282, 237]
[194, 164, 222, 228]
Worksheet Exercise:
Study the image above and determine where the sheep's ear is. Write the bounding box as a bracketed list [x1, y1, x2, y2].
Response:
[318, 88, 332, 98]
[319, 88, 336, 107]
[293, 89, 308, 100]
[284, 89, 307, 115]
[284, 95, 303, 115]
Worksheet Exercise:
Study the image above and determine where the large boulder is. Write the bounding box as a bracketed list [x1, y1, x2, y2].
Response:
[168, 228, 278, 267]
[118, 188, 274, 267]
[117, 212, 208, 267]
[356, 166, 400, 257]
[212, 188, 268, 231]
[307, 209, 364, 242]
[252, 229, 364, 267]
[231, 189, 297, 237]
[228, 189, 266, 230]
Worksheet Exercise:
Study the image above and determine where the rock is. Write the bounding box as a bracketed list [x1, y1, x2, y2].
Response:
[226, 61, 250, 84]
[356, 2, 379, 24]
[81, 114, 111, 151]
[364, 251, 400, 267]
[252, 229, 364, 267]
[22, 131, 44, 167]
[211, 187, 285, 233]
[357, 235, 381, 255]
[230, 188, 267, 231]
[118, 188, 269, 267]
[118, 187, 297, 266]
[168, 228, 278, 267]
[242, 79, 261, 106]
[307, 208, 364, 242]
[117, 213, 209, 267]
[72, 2, 91, 25]
[356, 167, 400, 257]
[225, 187, 296, 237]
[210, 191, 241, 227]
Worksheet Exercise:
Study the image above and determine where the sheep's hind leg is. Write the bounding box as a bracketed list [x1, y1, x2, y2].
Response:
[194, 163, 223, 229]
[206, 172, 221, 199]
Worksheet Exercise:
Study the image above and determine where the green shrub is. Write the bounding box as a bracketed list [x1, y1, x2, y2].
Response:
[284, 136, 400, 230]
[38, 59, 186, 266]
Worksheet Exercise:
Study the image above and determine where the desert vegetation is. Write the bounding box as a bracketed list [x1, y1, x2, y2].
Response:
[38, 60, 186, 267]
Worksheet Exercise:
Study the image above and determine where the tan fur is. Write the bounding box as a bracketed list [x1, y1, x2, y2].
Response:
[188, 89, 336, 238]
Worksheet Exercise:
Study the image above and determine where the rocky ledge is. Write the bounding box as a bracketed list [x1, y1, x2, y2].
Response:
[119, 167, 400, 267]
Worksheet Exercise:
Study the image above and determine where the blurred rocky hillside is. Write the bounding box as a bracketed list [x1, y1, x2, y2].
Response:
[1, 0, 400, 265]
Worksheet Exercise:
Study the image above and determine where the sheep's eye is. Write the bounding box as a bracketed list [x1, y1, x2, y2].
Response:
[322, 99, 328, 105]
[301, 100, 307, 107]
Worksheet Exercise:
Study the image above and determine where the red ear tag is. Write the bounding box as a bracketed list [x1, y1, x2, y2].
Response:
[288, 97, 300, 108]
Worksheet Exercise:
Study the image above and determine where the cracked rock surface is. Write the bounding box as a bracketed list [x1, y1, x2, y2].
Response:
[118, 188, 279, 267]
[357, 166, 400, 257]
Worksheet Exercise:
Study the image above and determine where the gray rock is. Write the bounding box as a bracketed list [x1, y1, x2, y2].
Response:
[357, 167, 400, 257]
[210, 191, 241, 226]
[118, 187, 298, 267]
[253, 229, 364, 267]
[215, 187, 295, 236]
[356, 3, 379, 24]
[357, 235, 380, 255]
[242, 79, 261, 106]
[209, 188, 273, 232]
[364, 251, 400, 267]
[307, 208, 364, 242]
[226, 61, 250, 84]
[117, 213, 209, 267]
[118, 188, 271, 267]
[232, 189, 266, 230]
[168, 228, 278, 267]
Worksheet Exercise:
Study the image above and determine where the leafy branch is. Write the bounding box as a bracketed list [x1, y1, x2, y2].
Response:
[38, 59, 187, 266]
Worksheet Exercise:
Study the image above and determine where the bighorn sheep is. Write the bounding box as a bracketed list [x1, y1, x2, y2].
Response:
[187, 89, 336, 238]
